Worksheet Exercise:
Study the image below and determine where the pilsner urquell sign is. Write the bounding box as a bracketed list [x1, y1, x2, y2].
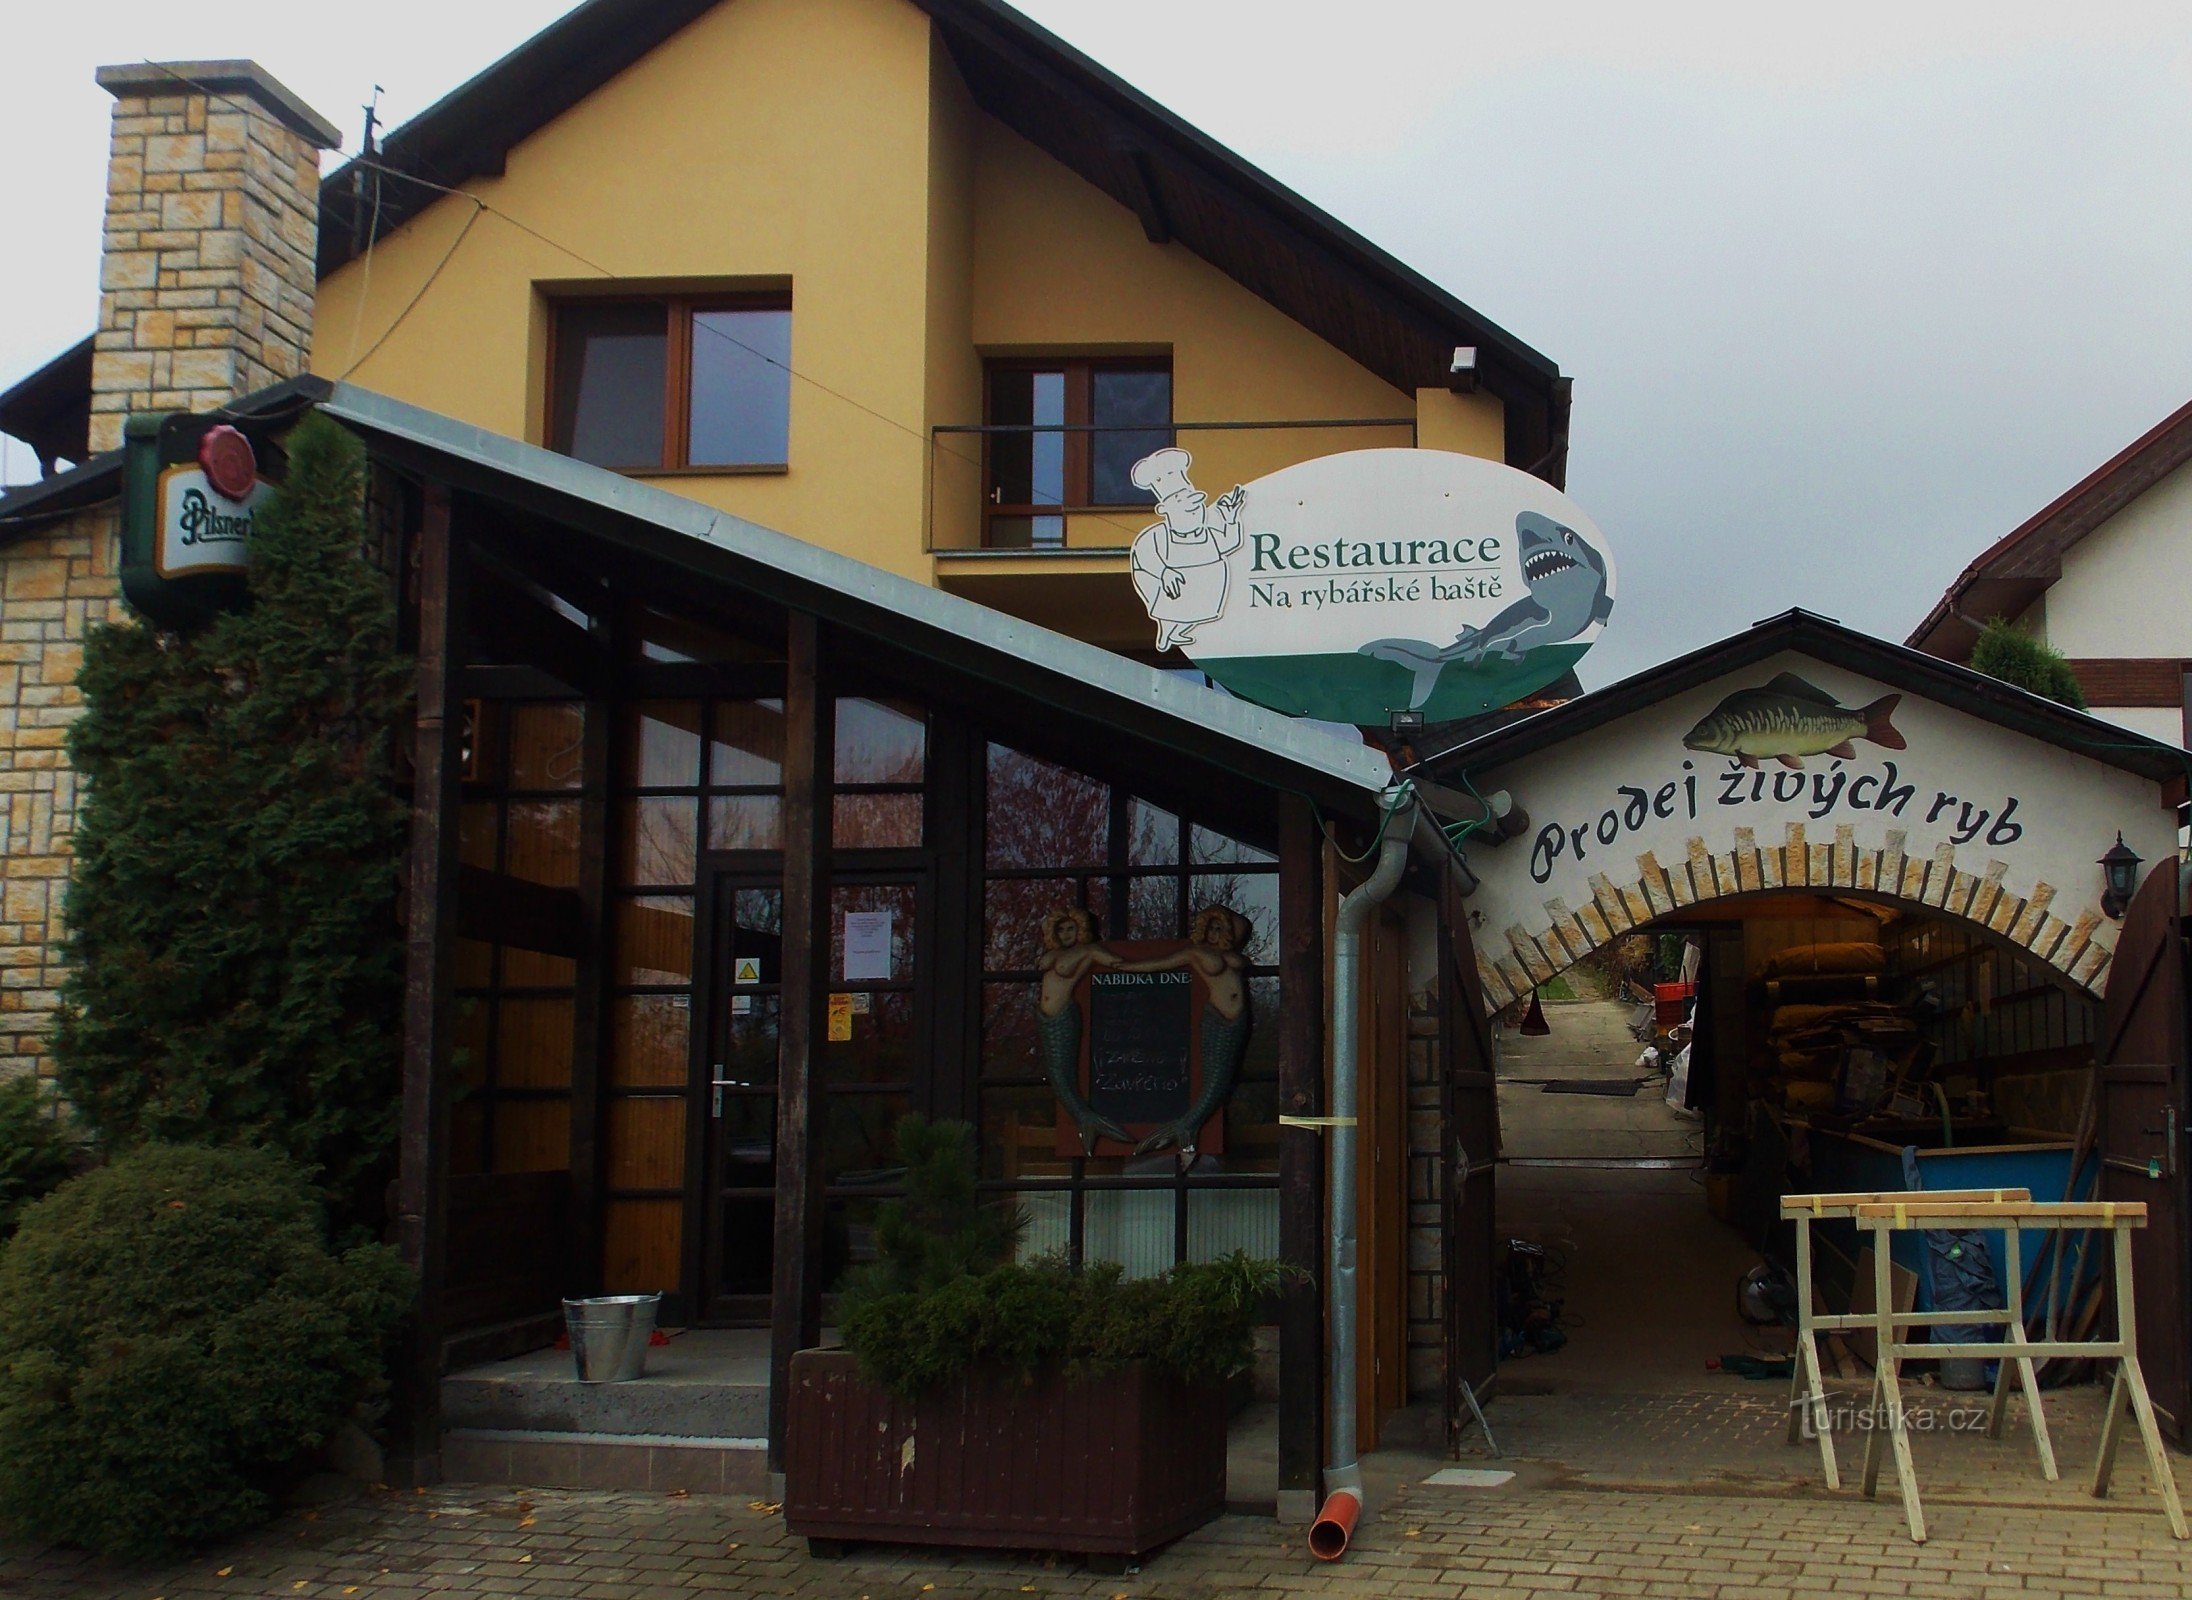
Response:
[1126, 446, 1615, 724]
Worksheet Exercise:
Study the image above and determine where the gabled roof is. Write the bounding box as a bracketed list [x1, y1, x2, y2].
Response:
[1419, 608, 2189, 786]
[314, 0, 1571, 482]
[0, 335, 91, 476]
[321, 382, 1396, 812]
[1908, 396, 2192, 660]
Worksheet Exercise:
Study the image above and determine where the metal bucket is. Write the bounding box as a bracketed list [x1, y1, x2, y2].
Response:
[562, 1294, 661, 1383]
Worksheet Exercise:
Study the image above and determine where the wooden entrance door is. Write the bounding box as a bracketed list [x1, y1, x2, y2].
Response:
[696, 869, 785, 1323]
[2099, 860, 2192, 1442]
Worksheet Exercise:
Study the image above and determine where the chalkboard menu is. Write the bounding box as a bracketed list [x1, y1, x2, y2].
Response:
[1086, 969, 1195, 1125]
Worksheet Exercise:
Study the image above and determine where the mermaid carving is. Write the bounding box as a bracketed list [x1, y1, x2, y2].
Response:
[1036, 908, 1131, 1154]
[1131, 906, 1255, 1168]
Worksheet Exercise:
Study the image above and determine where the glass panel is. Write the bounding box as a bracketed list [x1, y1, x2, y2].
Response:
[1188, 872, 1278, 965]
[983, 878, 1064, 971]
[718, 1094, 776, 1188]
[981, 980, 1044, 1080]
[986, 515, 1064, 551]
[457, 802, 499, 869]
[1186, 1188, 1279, 1262]
[834, 698, 926, 784]
[987, 367, 1065, 507]
[1220, 1078, 1281, 1174]
[507, 702, 585, 790]
[633, 608, 780, 666]
[1128, 800, 1179, 865]
[503, 947, 576, 986]
[617, 797, 697, 887]
[820, 989, 915, 1086]
[1189, 825, 1276, 866]
[448, 1099, 487, 1177]
[453, 1001, 490, 1088]
[1240, 976, 1281, 1078]
[504, 800, 580, 886]
[491, 1098, 570, 1174]
[603, 1197, 681, 1294]
[611, 994, 690, 1088]
[718, 996, 780, 1091]
[822, 1096, 908, 1188]
[729, 888, 784, 979]
[1082, 1189, 1174, 1278]
[832, 791, 921, 849]
[716, 1193, 774, 1298]
[829, 883, 917, 983]
[553, 301, 667, 468]
[622, 701, 703, 788]
[1090, 367, 1171, 505]
[453, 936, 494, 989]
[606, 1096, 686, 1190]
[819, 1196, 884, 1295]
[496, 998, 574, 1089]
[1128, 876, 1180, 941]
[980, 1085, 1068, 1181]
[708, 794, 784, 851]
[688, 307, 792, 467]
[1015, 1189, 1071, 1262]
[984, 744, 1108, 869]
[614, 895, 694, 984]
[710, 699, 786, 787]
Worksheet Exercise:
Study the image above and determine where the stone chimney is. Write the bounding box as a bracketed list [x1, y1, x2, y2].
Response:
[88, 62, 340, 454]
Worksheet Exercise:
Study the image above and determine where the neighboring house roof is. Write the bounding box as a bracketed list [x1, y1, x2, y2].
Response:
[313, 0, 1571, 482]
[0, 336, 92, 476]
[320, 381, 1398, 811]
[1419, 608, 2189, 787]
[1908, 397, 2192, 662]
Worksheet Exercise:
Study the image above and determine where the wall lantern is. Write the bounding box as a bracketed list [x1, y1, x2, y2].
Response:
[2100, 832, 2142, 919]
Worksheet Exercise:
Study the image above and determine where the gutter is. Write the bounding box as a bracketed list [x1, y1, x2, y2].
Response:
[1309, 782, 1418, 1561]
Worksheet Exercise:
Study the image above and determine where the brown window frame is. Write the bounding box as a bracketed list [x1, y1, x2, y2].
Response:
[981, 356, 1172, 546]
[548, 292, 793, 475]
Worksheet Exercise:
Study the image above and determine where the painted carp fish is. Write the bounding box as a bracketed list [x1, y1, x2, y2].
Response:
[1683, 673, 1905, 770]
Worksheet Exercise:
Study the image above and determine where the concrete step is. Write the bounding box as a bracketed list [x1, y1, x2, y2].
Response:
[442, 1428, 767, 1495]
[442, 1329, 771, 1440]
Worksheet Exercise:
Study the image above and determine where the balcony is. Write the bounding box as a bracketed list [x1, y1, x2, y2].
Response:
[927, 416, 1415, 650]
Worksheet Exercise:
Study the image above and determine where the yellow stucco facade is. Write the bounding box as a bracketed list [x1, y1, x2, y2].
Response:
[311, 0, 1508, 641]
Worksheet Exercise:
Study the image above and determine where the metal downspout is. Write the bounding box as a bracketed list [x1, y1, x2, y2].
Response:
[1309, 785, 1417, 1560]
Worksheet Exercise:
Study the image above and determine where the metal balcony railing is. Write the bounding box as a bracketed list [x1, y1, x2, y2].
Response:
[926, 415, 1417, 555]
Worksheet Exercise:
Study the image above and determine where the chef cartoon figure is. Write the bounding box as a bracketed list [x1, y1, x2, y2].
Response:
[1128, 447, 1246, 652]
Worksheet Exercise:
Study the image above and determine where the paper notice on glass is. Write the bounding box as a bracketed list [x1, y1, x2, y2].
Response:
[842, 910, 894, 982]
[826, 992, 854, 1042]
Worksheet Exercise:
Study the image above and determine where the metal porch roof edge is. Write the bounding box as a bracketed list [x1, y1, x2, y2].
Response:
[320, 382, 1394, 806]
[1414, 608, 2191, 787]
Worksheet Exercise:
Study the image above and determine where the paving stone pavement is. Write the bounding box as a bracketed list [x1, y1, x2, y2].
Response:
[9, 1434, 2192, 1600]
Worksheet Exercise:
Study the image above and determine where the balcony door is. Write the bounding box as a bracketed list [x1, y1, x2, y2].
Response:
[982, 360, 1171, 549]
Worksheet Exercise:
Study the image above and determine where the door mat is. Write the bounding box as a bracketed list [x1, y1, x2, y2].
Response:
[1423, 1467, 1516, 1488]
[1538, 1078, 1645, 1096]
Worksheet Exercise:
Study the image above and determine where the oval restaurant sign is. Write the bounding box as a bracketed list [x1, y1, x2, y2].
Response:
[1125, 446, 1615, 723]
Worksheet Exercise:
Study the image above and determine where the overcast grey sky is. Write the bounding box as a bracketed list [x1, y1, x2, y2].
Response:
[4, 1, 2188, 681]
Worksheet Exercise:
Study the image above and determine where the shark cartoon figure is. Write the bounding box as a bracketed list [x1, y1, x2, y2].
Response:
[1361, 512, 1612, 709]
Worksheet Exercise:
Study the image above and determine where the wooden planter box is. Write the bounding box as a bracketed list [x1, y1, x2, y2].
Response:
[784, 1348, 1226, 1564]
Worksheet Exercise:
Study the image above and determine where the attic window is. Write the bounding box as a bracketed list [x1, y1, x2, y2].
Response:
[550, 296, 791, 472]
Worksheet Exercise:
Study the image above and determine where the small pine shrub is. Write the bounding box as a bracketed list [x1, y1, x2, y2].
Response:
[0, 1076, 77, 1239]
[1968, 618, 2087, 710]
[0, 1144, 411, 1557]
[835, 1114, 1288, 1401]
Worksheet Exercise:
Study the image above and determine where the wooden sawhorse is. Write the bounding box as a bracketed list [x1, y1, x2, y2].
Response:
[1779, 1189, 2033, 1491]
[1852, 1199, 2187, 1543]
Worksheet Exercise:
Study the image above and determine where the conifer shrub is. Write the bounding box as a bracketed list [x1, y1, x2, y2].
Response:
[54, 415, 411, 1231]
[0, 1143, 410, 1557]
[1968, 618, 2087, 710]
[835, 1114, 1287, 1401]
[0, 1075, 78, 1239]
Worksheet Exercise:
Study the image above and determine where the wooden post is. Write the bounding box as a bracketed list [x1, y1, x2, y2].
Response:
[767, 612, 824, 1476]
[1275, 794, 1325, 1519]
[566, 667, 613, 1299]
[389, 483, 464, 1488]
